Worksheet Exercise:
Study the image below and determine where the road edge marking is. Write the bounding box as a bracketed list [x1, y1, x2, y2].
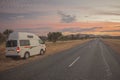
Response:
[100, 42, 112, 79]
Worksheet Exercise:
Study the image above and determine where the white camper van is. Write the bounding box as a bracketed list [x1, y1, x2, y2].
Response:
[6, 32, 46, 59]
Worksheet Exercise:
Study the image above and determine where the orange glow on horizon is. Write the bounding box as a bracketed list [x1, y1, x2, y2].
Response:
[1, 21, 119, 36]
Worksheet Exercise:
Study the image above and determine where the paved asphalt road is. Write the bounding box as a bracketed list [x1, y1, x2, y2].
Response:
[0, 39, 120, 80]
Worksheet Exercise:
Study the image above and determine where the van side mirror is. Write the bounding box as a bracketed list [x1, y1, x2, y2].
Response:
[39, 40, 45, 44]
[41, 41, 45, 44]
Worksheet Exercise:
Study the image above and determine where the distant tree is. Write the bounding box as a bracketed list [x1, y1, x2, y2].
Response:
[0, 32, 5, 44]
[47, 32, 62, 43]
[85, 35, 89, 39]
[59, 36, 68, 41]
[71, 34, 74, 40]
[76, 34, 80, 39]
[3, 29, 13, 39]
[70, 34, 78, 40]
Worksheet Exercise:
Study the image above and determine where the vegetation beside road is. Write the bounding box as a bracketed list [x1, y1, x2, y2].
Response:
[103, 39, 120, 54]
[0, 39, 90, 72]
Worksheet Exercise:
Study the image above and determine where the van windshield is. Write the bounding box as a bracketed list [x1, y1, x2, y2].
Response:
[6, 40, 17, 47]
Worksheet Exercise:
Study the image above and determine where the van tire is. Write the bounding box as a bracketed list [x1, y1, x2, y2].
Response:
[24, 52, 30, 59]
[40, 49, 45, 55]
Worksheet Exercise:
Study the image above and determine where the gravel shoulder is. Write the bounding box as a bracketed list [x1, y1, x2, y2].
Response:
[102, 39, 120, 54]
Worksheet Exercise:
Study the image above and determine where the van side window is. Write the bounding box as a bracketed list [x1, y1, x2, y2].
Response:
[20, 40, 30, 46]
[27, 35, 33, 38]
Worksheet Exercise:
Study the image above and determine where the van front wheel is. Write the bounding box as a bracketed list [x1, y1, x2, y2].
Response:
[40, 49, 45, 55]
[24, 52, 30, 59]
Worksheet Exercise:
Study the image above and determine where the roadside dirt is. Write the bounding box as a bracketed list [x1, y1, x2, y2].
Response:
[103, 39, 120, 54]
[0, 40, 89, 72]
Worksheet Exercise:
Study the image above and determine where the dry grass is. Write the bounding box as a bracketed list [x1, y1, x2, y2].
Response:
[0, 39, 90, 72]
[46, 40, 89, 55]
[103, 39, 120, 54]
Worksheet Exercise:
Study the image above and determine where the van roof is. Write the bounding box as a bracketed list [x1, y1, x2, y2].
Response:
[8, 32, 40, 40]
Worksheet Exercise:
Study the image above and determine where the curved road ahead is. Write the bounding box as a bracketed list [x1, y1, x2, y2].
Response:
[0, 39, 120, 80]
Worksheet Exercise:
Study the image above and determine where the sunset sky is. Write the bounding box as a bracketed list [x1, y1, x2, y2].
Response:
[0, 0, 120, 36]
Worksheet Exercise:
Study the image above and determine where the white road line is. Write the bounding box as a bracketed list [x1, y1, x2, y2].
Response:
[100, 42, 112, 80]
[68, 56, 80, 67]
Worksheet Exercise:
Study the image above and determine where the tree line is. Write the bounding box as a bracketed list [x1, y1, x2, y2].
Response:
[47, 32, 91, 43]
[0, 29, 13, 44]
[0, 29, 92, 44]
[1, 29, 120, 44]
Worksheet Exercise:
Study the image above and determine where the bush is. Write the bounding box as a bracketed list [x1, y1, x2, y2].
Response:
[0, 32, 6, 44]
[47, 32, 62, 43]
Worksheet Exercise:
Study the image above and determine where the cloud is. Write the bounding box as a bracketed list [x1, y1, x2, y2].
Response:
[57, 11, 76, 23]
[111, 5, 120, 9]
[9, 15, 25, 20]
[114, 26, 120, 27]
[97, 12, 120, 16]
[94, 8, 120, 16]
[0, 11, 50, 21]
[15, 27, 53, 33]
[17, 26, 52, 30]
[61, 27, 102, 32]
[0, 13, 29, 20]
[101, 30, 120, 32]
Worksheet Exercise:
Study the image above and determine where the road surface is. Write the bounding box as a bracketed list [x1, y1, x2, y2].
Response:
[0, 39, 120, 80]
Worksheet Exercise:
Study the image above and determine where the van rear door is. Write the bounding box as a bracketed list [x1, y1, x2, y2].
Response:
[6, 40, 18, 54]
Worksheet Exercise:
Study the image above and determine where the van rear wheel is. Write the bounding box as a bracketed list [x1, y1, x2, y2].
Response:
[24, 52, 30, 59]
